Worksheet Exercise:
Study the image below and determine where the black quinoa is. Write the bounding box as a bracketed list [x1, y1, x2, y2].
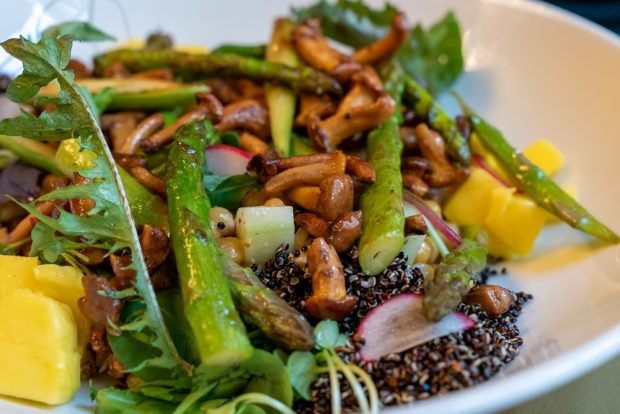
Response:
[257, 246, 532, 412]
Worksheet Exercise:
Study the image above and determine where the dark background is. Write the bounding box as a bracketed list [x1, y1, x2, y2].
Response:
[546, 0, 620, 33]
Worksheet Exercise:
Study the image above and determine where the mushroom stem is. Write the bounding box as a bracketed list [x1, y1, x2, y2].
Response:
[263, 151, 346, 196]
[305, 237, 356, 321]
[130, 166, 167, 197]
[8, 201, 55, 243]
[118, 112, 164, 154]
[353, 13, 409, 65]
[141, 106, 209, 152]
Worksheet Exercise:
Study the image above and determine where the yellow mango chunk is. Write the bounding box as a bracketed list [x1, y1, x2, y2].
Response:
[523, 139, 565, 176]
[34, 264, 89, 352]
[0, 290, 80, 405]
[485, 188, 548, 257]
[487, 233, 517, 260]
[444, 167, 507, 227]
[0, 255, 38, 296]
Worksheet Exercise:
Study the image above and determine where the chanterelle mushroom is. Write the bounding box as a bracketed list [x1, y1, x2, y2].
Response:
[353, 13, 409, 65]
[293, 19, 350, 72]
[216, 98, 270, 139]
[415, 123, 467, 187]
[294, 94, 336, 127]
[308, 66, 396, 151]
[305, 237, 356, 321]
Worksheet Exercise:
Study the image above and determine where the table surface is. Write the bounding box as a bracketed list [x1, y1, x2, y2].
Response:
[500, 354, 620, 413]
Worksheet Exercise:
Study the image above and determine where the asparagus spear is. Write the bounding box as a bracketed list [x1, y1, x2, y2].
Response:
[358, 61, 405, 275]
[220, 255, 315, 351]
[423, 235, 488, 321]
[212, 43, 266, 58]
[458, 99, 620, 243]
[167, 120, 253, 367]
[0, 135, 62, 175]
[94, 49, 342, 95]
[265, 18, 299, 156]
[402, 75, 470, 166]
[106, 84, 208, 110]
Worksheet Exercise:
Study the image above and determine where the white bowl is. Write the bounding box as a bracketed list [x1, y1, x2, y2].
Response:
[0, 0, 619, 413]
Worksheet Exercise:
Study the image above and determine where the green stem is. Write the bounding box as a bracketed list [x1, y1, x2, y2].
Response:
[211, 44, 266, 58]
[167, 120, 253, 367]
[358, 60, 405, 275]
[0, 135, 62, 174]
[265, 18, 299, 156]
[228, 393, 296, 414]
[403, 75, 470, 165]
[107, 84, 208, 110]
[172, 383, 216, 414]
[94, 49, 342, 95]
[457, 95, 619, 243]
[349, 365, 380, 414]
[329, 350, 370, 414]
[323, 350, 341, 414]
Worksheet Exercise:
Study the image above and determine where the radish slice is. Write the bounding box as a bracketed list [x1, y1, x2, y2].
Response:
[204, 144, 252, 175]
[472, 154, 513, 188]
[357, 293, 474, 362]
[403, 191, 462, 248]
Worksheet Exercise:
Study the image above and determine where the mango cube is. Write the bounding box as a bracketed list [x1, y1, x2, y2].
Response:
[444, 167, 507, 227]
[34, 264, 89, 351]
[0, 289, 80, 404]
[523, 139, 565, 176]
[485, 188, 548, 257]
[0, 255, 38, 296]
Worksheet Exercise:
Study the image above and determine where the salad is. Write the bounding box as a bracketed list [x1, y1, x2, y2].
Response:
[0, 1, 617, 413]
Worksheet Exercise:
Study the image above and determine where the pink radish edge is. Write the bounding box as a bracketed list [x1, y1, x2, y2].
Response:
[403, 191, 462, 248]
[204, 144, 252, 176]
[357, 293, 474, 362]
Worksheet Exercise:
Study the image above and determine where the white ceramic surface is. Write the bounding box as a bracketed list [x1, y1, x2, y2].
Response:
[1, 0, 619, 413]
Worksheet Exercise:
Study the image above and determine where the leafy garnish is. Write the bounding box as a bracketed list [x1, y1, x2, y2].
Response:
[286, 351, 318, 400]
[396, 12, 463, 95]
[292, 0, 464, 94]
[203, 174, 260, 211]
[0, 33, 189, 372]
[287, 321, 380, 414]
[42, 21, 115, 42]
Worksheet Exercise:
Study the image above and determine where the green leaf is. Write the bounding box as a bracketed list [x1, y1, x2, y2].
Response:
[220, 131, 241, 147]
[43, 21, 115, 42]
[157, 289, 201, 365]
[205, 174, 260, 211]
[396, 12, 464, 95]
[242, 350, 293, 408]
[292, 0, 389, 48]
[95, 389, 179, 414]
[286, 352, 318, 400]
[0, 34, 189, 374]
[313, 320, 347, 350]
[203, 174, 231, 192]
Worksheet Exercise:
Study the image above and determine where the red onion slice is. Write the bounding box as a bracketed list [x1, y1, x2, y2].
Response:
[357, 293, 474, 362]
[403, 191, 462, 248]
[204, 144, 252, 175]
[472, 154, 513, 188]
